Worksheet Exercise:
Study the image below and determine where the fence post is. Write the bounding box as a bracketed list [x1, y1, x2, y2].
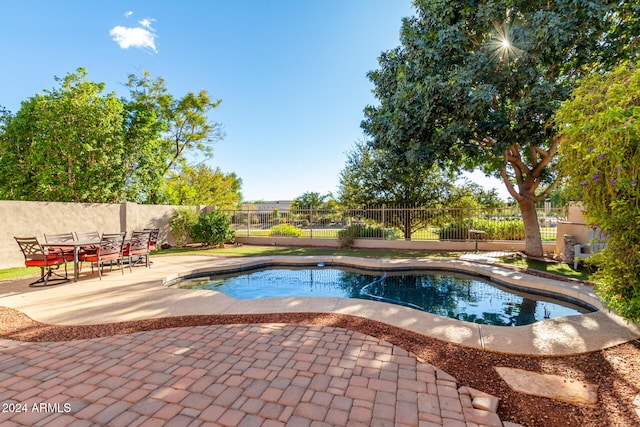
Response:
[247, 211, 251, 237]
[382, 204, 386, 240]
[467, 205, 471, 240]
[309, 206, 313, 239]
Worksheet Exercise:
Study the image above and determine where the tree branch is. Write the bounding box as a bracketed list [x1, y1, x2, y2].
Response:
[500, 166, 523, 201]
[531, 177, 561, 202]
[504, 144, 529, 183]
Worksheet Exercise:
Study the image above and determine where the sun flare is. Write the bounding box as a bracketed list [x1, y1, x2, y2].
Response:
[489, 21, 521, 63]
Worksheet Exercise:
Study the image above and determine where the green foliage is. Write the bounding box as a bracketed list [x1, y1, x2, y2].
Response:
[438, 219, 525, 241]
[0, 68, 229, 204]
[0, 68, 126, 202]
[556, 61, 640, 321]
[291, 192, 331, 209]
[268, 224, 304, 237]
[589, 240, 640, 322]
[340, 141, 460, 207]
[164, 164, 242, 209]
[337, 224, 401, 248]
[362, 0, 639, 255]
[168, 208, 200, 246]
[339, 141, 463, 239]
[189, 211, 235, 246]
[124, 71, 226, 203]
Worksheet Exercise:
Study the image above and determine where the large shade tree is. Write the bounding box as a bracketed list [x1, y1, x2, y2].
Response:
[339, 140, 461, 239]
[0, 69, 126, 202]
[362, 0, 639, 256]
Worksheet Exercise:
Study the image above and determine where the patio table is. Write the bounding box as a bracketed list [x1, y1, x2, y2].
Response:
[41, 240, 100, 282]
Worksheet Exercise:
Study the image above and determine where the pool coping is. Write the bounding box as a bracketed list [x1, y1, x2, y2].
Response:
[1, 254, 639, 356]
[158, 255, 640, 356]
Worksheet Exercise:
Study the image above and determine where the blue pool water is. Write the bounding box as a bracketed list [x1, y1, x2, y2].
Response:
[174, 267, 593, 326]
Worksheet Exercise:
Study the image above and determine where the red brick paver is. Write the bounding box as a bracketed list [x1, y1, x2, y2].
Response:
[0, 324, 506, 426]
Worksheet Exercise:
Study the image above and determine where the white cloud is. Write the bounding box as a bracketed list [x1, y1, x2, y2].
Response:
[110, 13, 157, 52]
[110, 25, 157, 52]
[139, 18, 155, 29]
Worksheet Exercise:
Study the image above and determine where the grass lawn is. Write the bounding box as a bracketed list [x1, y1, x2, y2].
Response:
[155, 245, 459, 259]
[0, 266, 41, 281]
[499, 255, 592, 281]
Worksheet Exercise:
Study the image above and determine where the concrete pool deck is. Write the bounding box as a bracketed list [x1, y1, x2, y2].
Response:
[1, 254, 639, 357]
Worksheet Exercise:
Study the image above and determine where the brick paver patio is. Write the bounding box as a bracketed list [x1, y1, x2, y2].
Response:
[0, 323, 507, 426]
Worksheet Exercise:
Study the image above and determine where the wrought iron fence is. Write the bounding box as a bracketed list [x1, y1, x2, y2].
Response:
[225, 203, 565, 242]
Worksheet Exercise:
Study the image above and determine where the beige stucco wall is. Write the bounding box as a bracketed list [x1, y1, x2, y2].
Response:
[0, 200, 186, 269]
[121, 202, 186, 249]
[555, 203, 592, 256]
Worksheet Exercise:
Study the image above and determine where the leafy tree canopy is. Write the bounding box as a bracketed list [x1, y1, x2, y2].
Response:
[291, 192, 334, 210]
[0, 68, 231, 205]
[339, 140, 460, 208]
[164, 164, 243, 210]
[0, 69, 126, 202]
[556, 60, 640, 321]
[338, 140, 508, 238]
[362, 0, 639, 255]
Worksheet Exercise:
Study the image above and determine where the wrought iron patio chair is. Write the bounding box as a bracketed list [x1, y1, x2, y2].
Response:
[143, 228, 160, 252]
[14, 237, 74, 287]
[44, 232, 76, 256]
[73, 231, 101, 245]
[123, 230, 151, 271]
[72, 231, 102, 271]
[82, 232, 126, 279]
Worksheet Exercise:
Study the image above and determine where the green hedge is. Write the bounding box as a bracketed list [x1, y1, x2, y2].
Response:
[438, 218, 525, 240]
[337, 224, 402, 247]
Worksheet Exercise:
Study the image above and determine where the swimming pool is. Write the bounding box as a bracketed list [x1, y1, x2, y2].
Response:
[172, 266, 593, 326]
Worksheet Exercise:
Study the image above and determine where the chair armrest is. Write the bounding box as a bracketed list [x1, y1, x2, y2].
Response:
[574, 244, 591, 258]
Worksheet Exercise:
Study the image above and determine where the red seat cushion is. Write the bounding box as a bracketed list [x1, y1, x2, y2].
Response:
[25, 254, 66, 267]
[125, 248, 148, 256]
[83, 253, 121, 263]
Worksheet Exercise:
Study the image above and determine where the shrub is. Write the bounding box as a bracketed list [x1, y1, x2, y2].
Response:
[438, 221, 469, 240]
[337, 224, 401, 247]
[438, 218, 525, 240]
[168, 208, 200, 246]
[269, 223, 304, 237]
[189, 210, 235, 246]
[556, 61, 640, 321]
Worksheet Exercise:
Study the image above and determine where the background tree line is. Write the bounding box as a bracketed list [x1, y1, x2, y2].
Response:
[0, 68, 242, 209]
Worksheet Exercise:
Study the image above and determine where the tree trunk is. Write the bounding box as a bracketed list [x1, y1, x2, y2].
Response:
[404, 210, 412, 240]
[515, 298, 538, 326]
[518, 197, 543, 257]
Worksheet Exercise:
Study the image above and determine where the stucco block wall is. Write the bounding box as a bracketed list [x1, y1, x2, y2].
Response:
[0, 200, 184, 269]
[555, 203, 591, 256]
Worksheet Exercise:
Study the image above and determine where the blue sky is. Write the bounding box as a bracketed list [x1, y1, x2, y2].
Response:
[1, 1, 509, 202]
